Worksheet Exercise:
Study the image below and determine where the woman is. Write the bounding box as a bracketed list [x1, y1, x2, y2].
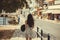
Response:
[25, 14, 34, 40]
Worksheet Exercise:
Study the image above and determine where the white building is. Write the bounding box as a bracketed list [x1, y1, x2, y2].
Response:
[42, 0, 60, 20]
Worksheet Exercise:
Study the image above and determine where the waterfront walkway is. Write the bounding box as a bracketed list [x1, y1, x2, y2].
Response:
[0, 14, 60, 40]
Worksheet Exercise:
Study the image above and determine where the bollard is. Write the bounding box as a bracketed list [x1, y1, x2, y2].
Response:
[41, 36, 43, 40]
[37, 27, 39, 37]
[48, 34, 50, 40]
[37, 27, 39, 32]
[41, 29, 43, 40]
[41, 29, 43, 36]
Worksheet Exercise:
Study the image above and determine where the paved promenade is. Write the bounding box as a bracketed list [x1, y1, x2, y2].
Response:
[0, 14, 60, 40]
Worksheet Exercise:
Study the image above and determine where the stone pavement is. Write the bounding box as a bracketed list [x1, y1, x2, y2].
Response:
[10, 14, 38, 40]
[10, 14, 52, 40]
[10, 15, 60, 40]
[0, 30, 15, 40]
[0, 14, 60, 40]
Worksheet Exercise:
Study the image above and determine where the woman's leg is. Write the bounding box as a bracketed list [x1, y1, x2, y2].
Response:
[29, 37, 32, 40]
[26, 37, 28, 40]
[26, 35, 28, 40]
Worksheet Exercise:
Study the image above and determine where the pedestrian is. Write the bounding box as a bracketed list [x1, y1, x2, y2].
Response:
[18, 17, 20, 24]
[18, 15, 20, 24]
[25, 14, 34, 40]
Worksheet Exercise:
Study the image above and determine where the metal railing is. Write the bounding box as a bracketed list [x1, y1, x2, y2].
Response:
[0, 17, 19, 25]
[37, 27, 56, 40]
[0, 17, 6, 25]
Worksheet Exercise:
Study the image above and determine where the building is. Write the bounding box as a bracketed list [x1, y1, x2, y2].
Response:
[45, 0, 55, 5]
[41, 0, 60, 21]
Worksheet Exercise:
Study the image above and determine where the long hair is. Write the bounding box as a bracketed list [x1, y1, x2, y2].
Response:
[27, 14, 34, 27]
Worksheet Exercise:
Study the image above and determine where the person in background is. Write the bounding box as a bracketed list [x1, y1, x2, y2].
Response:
[17, 15, 20, 24]
[25, 14, 34, 40]
[18, 17, 20, 24]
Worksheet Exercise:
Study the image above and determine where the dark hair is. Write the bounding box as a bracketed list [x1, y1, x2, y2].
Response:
[27, 14, 34, 27]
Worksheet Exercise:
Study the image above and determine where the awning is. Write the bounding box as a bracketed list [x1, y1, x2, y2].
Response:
[42, 10, 60, 14]
[48, 5, 60, 9]
[42, 10, 52, 14]
[52, 10, 60, 14]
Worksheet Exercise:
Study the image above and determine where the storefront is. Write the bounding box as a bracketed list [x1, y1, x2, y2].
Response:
[53, 14, 60, 20]
[42, 10, 60, 21]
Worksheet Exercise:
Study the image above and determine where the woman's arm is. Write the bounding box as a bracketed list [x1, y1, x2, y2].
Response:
[25, 20, 27, 24]
[25, 20, 28, 28]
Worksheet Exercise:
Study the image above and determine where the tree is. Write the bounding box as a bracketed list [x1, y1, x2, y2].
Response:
[0, 0, 28, 13]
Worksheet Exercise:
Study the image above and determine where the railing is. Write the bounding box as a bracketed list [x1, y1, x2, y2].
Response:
[37, 27, 56, 40]
[0, 17, 19, 25]
[0, 17, 6, 25]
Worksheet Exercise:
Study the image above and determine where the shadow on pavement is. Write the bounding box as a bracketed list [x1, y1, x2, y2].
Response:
[11, 29, 37, 38]
[0, 29, 54, 40]
[11, 29, 50, 38]
[0, 30, 15, 39]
